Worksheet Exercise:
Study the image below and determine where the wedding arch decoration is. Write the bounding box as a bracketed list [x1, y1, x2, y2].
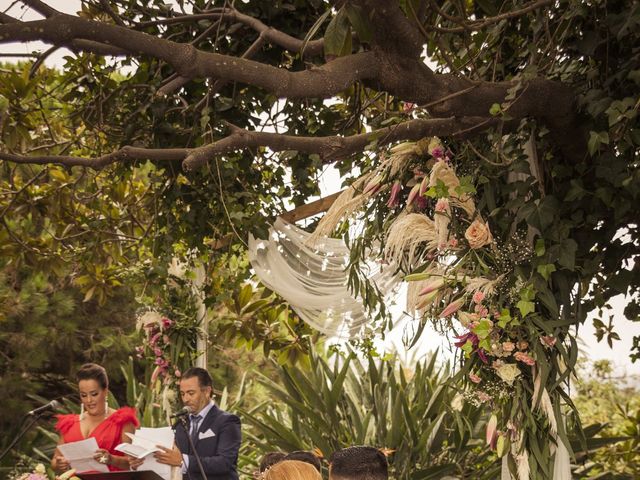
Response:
[250, 136, 576, 479]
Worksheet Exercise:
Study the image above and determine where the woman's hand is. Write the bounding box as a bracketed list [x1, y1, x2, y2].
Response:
[93, 448, 111, 466]
[52, 453, 71, 473]
[128, 455, 145, 471]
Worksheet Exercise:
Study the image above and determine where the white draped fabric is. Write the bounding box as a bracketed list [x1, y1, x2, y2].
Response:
[248, 218, 400, 338]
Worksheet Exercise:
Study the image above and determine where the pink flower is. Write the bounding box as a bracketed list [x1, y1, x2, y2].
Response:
[540, 336, 557, 348]
[440, 298, 465, 317]
[419, 176, 429, 196]
[514, 351, 536, 366]
[414, 195, 428, 210]
[419, 278, 445, 295]
[174, 368, 181, 378]
[477, 391, 491, 403]
[474, 305, 489, 317]
[386, 181, 402, 208]
[149, 332, 161, 346]
[502, 342, 515, 353]
[449, 238, 458, 248]
[435, 198, 449, 212]
[363, 176, 382, 195]
[407, 183, 422, 206]
[153, 347, 163, 357]
[486, 414, 498, 448]
[403, 102, 415, 113]
[472, 290, 485, 304]
[161, 317, 173, 329]
[469, 373, 482, 384]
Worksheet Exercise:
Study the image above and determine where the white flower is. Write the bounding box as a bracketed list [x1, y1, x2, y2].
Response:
[168, 257, 187, 279]
[34, 465, 46, 475]
[451, 393, 464, 412]
[495, 363, 522, 386]
[136, 310, 162, 331]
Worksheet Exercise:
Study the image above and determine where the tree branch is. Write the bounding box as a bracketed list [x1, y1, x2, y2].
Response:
[0, 147, 187, 169]
[21, 0, 58, 17]
[134, 7, 326, 57]
[0, 15, 377, 98]
[426, 0, 554, 34]
[0, 116, 499, 170]
[183, 116, 497, 170]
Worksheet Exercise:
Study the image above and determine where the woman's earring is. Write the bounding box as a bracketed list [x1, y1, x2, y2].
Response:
[105, 399, 109, 418]
[80, 403, 85, 421]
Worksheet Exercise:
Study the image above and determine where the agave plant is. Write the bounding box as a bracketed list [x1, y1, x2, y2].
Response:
[241, 347, 500, 479]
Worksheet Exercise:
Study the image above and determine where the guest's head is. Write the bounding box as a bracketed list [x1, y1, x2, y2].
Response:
[329, 446, 388, 480]
[259, 451, 286, 473]
[284, 451, 322, 472]
[76, 363, 109, 418]
[263, 460, 322, 480]
[180, 367, 213, 414]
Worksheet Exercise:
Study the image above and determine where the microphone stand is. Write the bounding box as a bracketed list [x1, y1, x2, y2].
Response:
[0, 413, 46, 462]
[175, 416, 208, 480]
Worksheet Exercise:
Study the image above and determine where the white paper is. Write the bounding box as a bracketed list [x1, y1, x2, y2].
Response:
[114, 442, 160, 459]
[127, 427, 175, 480]
[57, 438, 109, 473]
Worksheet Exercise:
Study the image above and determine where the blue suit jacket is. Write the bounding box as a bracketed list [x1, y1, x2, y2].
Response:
[175, 405, 241, 480]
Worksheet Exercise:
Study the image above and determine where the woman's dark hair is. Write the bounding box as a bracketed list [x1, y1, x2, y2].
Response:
[76, 363, 109, 389]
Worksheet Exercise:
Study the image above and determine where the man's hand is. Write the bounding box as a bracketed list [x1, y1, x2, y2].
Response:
[127, 455, 145, 471]
[153, 445, 183, 466]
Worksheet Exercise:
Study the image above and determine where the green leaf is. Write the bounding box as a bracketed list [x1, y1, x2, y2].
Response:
[537, 264, 556, 281]
[324, 8, 352, 58]
[343, 4, 372, 43]
[517, 300, 535, 318]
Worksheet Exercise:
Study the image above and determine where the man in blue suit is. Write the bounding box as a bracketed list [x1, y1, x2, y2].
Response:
[153, 367, 242, 480]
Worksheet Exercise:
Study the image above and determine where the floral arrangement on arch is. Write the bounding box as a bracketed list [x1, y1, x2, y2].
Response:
[309, 137, 574, 479]
[133, 261, 204, 418]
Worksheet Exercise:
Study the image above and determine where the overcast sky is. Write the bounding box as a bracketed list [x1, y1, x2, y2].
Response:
[2, 0, 639, 378]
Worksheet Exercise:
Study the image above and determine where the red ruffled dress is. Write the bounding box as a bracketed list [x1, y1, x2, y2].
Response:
[55, 407, 140, 472]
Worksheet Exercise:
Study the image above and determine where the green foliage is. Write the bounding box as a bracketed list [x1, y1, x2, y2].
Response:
[242, 347, 501, 479]
[571, 359, 640, 478]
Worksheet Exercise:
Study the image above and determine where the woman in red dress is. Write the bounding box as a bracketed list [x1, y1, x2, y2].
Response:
[51, 363, 140, 473]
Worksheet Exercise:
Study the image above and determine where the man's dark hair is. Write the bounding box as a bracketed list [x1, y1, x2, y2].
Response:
[285, 451, 322, 472]
[329, 446, 388, 480]
[182, 367, 213, 392]
[259, 452, 286, 473]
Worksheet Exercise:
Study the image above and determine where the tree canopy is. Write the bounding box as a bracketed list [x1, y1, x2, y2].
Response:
[0, 0, 639, 477]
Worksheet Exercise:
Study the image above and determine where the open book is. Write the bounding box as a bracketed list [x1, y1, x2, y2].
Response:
[122, 427, 175, 480]
[114, 441, 160, 459]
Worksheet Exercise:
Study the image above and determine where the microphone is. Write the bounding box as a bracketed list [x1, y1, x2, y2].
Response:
[27, 400, 61, 416]
[170, 406, 192, 419]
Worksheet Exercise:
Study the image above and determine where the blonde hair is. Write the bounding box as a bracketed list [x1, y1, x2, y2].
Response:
[263, 460, 322, 480]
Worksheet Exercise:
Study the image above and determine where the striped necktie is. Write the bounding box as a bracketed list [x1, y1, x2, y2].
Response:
[190, 414, 202, 443]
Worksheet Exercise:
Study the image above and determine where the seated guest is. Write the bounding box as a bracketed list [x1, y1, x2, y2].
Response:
[263, 460, 322, 480]
[329, 446, 388, 480]
[284, 451, 322, 472]
[259, 451, 287, 473]
[130, 367, 241, 480]
[51, 363, 139, 473]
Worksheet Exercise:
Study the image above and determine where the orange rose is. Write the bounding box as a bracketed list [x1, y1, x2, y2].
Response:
[465, 219, 492, 249]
